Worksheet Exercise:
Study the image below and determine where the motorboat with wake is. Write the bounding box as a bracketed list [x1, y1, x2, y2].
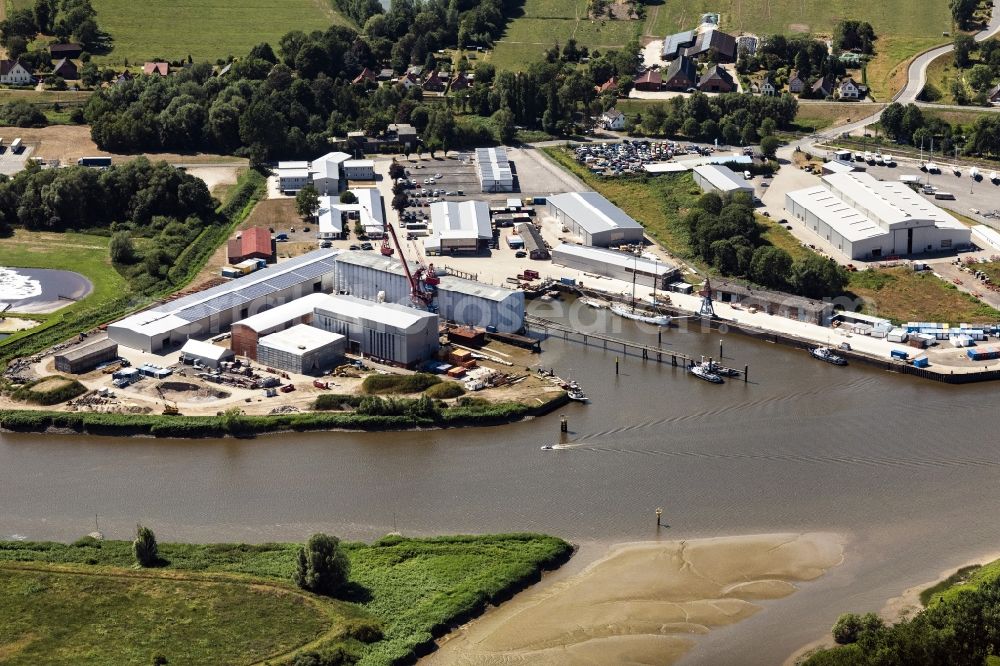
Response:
[810, 346, 848, 365]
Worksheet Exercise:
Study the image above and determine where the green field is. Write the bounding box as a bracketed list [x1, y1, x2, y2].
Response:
[0, 564, 335, 665]
[849, 267, 1000, 324]
[0, 534, 572, 666]
[90, 0, 352, 65]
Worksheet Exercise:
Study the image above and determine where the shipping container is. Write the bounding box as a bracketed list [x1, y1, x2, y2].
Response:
[890, 349, 909, 360]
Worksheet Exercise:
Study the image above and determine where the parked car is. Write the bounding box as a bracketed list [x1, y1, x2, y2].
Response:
[360, 242, 374, 250]
[349, 244, 361, 250]
[515, 250, 527, 258]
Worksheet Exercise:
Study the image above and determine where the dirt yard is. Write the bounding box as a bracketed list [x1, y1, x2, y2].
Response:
[0, 125, 247, 167]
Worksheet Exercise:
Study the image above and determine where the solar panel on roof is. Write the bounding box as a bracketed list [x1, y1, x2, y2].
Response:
[264, 271, 309, 290]
[239, 282, 279, 299]
[210, 292, 251, 310]
[176, 303, 219, 321]
[291, 261, 335, 281]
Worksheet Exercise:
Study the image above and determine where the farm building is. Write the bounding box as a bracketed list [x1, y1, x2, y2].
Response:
[435, 277, 525, 334]
[634, 69, 662, 91]
[53, 338, 118, 374]
[684, 29, 737, 62]
[551, 244, 678, 289]
[227, 227, 275, 264]
[179, 339, 235, 369]
[317, 188, 385, 240]
[698, 65, 735, 92]
[425, 200, 492, 254]
[545, 192, 644, 247]
[515, 222, 550, 259]
[49, 43, 82, 58]
[785, 172, 971, 260]
[313, 295, 439, 367]
[661, 30, 696, 60]
[692, 165, 753, 196]
[108, 250, 341, 353]
[230, 292, 338, 359]
[663, 57, 697, 91]
[257, 324, 346, 375]
[331, 251, 525, 332]
[476, 147, 514, 192]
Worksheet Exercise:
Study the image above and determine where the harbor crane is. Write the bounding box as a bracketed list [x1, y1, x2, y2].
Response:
[380, 219, 439, 307]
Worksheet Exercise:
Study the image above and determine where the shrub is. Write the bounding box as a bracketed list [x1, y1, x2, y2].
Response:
[11, 376, 87, 405]
[424, 382, 465, 399]
[133, 524, 159, 567]
[361, 373, 441, 394]
[293, 533, 351, 596]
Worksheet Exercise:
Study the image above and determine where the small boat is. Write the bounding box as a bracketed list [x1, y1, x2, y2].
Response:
[810, 346, 848, 366]
[567, 389, 588, 402]
[689, 363, 724, 384]
[540, 444, 556, 450]
[610, 303, 670, 326]
[704, 359, 740, 377]
[579, 297, 605, 309]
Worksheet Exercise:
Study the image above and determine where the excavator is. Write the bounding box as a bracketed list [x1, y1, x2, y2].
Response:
[380, 219, 439, 307]
[155, 385, 180, 416]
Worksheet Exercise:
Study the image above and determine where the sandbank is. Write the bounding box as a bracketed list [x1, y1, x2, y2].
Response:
[426, 532, 844, 665]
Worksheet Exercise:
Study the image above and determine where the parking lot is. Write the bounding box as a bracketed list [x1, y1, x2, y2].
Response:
[394, 153, 481, 230]
[0, 143, 34, 176]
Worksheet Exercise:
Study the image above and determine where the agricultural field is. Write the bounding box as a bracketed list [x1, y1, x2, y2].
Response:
[849, 267, 1000, 324]
[489, 0, 642, 71]
[89, 0, 353, 66]
[0, 534, 572, 666]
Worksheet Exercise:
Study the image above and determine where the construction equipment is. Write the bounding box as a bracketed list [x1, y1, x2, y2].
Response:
[381, 218, 439, 307]
[155, 384, 180, 415]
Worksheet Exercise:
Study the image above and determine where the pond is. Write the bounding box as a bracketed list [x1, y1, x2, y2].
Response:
[0, 267, 93, 313]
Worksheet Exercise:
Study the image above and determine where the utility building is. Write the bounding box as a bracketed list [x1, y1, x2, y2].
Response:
[313, 295, 439, 367]
[435, 277, 525, 333]
[230, 292, 337, 359]
[476, 147, 514, 192]
[179, 339, 235, 369]
[109, 250, 340, 353]
[256, 324, 346, 375]
[545, 192, 644, 247]
[692, 165, 753, 196]
[551, 243, 678, 288]
[785, 172, 971, 260]
[425, 200, 492, 254]
[54, 338, 118, 374]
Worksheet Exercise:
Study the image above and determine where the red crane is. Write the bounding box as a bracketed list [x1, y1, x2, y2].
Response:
[381, 220, 438, 306]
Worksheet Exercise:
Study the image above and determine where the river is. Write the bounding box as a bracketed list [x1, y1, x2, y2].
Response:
[3, 302, 1000, 664]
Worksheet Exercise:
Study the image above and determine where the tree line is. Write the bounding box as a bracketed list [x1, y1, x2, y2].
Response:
[0, 0, 107, 67]
[880, 102, 1000, 157]
[685, 191, 849, 299]
[629, 93, 798, 147]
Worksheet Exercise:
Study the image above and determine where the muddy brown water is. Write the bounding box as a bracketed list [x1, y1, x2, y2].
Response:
[3, 302, 1000, 664]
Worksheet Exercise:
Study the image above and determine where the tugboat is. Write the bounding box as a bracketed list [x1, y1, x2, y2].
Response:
[810, 346, 848, 366]
[703, 357, 740, 377]
[689, 362, 724, 384]
[567, 388, 589, 402]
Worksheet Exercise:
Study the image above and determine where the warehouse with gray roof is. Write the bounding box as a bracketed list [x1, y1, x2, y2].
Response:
[545, 192, 645, 247]
[475, 146, 514, 192]
[692, 165, 754, 196]
[551, 243, 678, 288]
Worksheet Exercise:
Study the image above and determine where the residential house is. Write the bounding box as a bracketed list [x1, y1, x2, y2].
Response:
[988, 83, 1000, 105]
[227, 227, 275, 264]
[661, 30, 696, 61]
[405, 65, 424, 78]
[143, 62, 169, 76]
[838, 77, 863, 100]
[49, 43, 82, 59]
[423, 70, 448, 93]
[595, 76, 618, 95]
[662, 57, 697, 91]
[812, 74, 835, 98]
[0, 60, 33, 85]
[759, 76, 777, 96]
[788, 71, 805, 94]
[450, 71, 472, 92]
[387, 123, 418, 151]
[634, 69, 663, 92]
[352, 67, 377, 87]
[398, 72, 421, 91]
[114, 70, 133, 86]
[51, 58, 78, 80]
[377, 68, 394, 82]
[697, 65, 735, 93]
[683, 29, 737, 63]
[601, 109, 626, 131]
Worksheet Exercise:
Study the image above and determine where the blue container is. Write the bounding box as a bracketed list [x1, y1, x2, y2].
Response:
[486, 325, 497, 333]
[559, 277, 576, 286]
[890, 349, 909, 360]
[913, 357, 929, 368]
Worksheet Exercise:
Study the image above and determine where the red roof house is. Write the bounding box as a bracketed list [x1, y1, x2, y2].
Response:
[227, 227, 275, 264]
[143, 62, 170, 76]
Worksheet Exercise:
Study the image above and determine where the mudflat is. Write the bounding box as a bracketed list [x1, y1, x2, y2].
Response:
[429, 533, 844, 665]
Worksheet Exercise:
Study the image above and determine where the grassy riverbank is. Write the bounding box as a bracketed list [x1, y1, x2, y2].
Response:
[805, 551, 1000, 665]
[0, 391, 568, 438]
[0, 533, 573, 666]
[849, 267, 1000, 324]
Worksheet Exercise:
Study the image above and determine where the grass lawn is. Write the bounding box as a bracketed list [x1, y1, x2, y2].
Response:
[975, 262, 1000, 284]
[0, 564, 335, 665]
[759, 215, 814, 262]
[865, 35, 951, 101]
[792, 102, 885, 132]
[849, 266, 1000, 324]
[541, 145, 705, 265]
[489, 15, 642, 71]
[0, 534, 572, 666]
[90, 0, 353, 66]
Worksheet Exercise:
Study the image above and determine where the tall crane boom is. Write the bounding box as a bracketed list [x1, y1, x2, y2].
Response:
[381, 219, 436, 306]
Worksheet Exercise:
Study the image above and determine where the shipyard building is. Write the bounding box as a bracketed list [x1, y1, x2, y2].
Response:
[230, 292, 334, 359]
[476, 147, 514, 192]
[551, 244, 678, 288]
[108, 250, 340, 352]
[54, 338, 118, 374]
[785, 172, 971, 260]
[545, 192, 645, 247]
[257, 324, 346, 375]
[424, 200, 492, 254]
[313, 295, 438, 367]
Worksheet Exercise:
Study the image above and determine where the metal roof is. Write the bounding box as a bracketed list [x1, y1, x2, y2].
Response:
[429, 200, 492, 240]
[786, 185, 885, 242]
[693, 164, 753, 192]
[180, 339, 234, 361]
[314, 294, 437, 331]
[475, 147, 513, 183]
[437, 275, 521, 302]
[310, 152, 351, 180]
[546, 192, 643, 235]
[56, 338, 117, 362]
[823, 172, 965, 230]
[552, 243, 677, 274]
[258, 323, 345, 354]
[662, 30, 695, 57]
[234, 293, 339, 333]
